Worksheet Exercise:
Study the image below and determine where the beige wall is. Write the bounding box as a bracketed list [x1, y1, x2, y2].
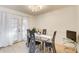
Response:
[28, 16, 36, 29]
[77, 6, 79, 42]
[35, 6, 77, 44]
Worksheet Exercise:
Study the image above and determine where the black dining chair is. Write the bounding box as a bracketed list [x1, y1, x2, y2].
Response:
[31, 28, 41, 46]
[42, 29, 47, 35]
[29, 31, 36, 53]
[32, 29, 42, 49]
[27, 29, 31, 47]
[27, 29, 41, 52]
[44, 31, 57, 53]
[27, 28, 41, 46]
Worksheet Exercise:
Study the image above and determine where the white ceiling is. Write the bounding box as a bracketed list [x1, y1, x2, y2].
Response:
[0, 5, 72, 16]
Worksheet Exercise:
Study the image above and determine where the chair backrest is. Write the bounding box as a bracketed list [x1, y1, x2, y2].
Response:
[32, 28, 36, 33]
[42, 29, 47, 35]
[27, 29, 31, 40]
[52, 31, 57, 53]
[29, 31, 36, 53]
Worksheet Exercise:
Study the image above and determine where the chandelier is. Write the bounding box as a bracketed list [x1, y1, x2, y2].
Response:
[28, 5, 45, 12]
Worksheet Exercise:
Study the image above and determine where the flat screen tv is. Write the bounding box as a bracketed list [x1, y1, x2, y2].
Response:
[66, 30, 76, 42]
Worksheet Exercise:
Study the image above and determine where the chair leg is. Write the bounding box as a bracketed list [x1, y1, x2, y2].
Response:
[47, 48, 49, 52]
[43, 42, 45, 53]
[27, 42, 29, 47]
[51, 48, 53, 53]
[44, 47, 52, 53]
[39, 44, 41, 50]
[43, 46, 49, 53]
[44, 45, 45, 53]
[48, 47, 51, 53]
[44, 47, 49, 53]
[40, 43, 42, 51]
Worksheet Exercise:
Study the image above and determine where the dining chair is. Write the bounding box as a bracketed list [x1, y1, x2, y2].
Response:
[42, 29, 47, 35]
[31, 28, 41, 46]
[29, 31, 36, 53]
[28, 29, 42, 52]
[44, 31, 57, 53]
[27, 29, 31, 47]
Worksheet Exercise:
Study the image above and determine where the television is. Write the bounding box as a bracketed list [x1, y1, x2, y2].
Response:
[66, 30, 76, 42]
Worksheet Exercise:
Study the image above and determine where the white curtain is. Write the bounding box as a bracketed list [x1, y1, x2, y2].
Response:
[0, 12, 11, 47]
[0, 12, 29, 47]
[6, 13, 18, 45]
[22, 17, 28, 41]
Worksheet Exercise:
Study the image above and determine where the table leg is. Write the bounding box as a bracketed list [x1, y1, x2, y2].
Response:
[43, 41, 46, 53]
[41, 41, 45, 53]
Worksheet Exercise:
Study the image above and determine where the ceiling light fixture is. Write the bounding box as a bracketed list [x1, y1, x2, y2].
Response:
[28, 5, 45, 12]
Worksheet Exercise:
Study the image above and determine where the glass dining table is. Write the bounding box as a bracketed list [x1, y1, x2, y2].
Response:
[35, 33, 52, 52]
